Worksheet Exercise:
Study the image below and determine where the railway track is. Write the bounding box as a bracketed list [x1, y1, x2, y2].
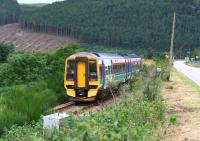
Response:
[53, 94, 120, 115]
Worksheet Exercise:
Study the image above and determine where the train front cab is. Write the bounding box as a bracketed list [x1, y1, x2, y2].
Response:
[64, 55, 100, 101]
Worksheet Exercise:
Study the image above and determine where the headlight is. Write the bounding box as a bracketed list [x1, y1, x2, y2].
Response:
[66, 85, 75, 89]
[89, 85, 98, 89]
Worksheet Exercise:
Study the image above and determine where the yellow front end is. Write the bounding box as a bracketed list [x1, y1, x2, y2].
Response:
[64, 54, 100, 101]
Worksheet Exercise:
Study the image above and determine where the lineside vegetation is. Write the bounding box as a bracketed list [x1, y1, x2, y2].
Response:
[1, 52, 169, 140]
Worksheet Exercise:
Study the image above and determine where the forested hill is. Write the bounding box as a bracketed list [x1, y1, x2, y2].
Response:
[20, 0, 200, 53]
[0, 0, 21, 25]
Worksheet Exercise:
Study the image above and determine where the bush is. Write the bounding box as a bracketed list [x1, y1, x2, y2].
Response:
[0, 44, 80, 87]
[47, 44, 81, 74]
[1, 121, 43, 141]
[45, 72, 68, 104]
[161, 70, 170, 81]
[154, 53, 170, 81]
[0, 44, 13, 63]
[144, 78, 161, 101]
[0, 52, 50, 87]
[170, 115, 177, 125]
[192, 48, 200, 58]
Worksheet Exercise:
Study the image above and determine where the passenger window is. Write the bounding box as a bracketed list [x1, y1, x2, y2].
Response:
[89, 60, 97, 80]
[67, 60, 75, 80]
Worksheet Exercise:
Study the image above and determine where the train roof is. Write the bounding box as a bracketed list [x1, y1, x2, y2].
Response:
[70, 52, 141, 59]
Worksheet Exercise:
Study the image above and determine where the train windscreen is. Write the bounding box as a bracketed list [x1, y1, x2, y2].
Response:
[67, 60, 75, 80]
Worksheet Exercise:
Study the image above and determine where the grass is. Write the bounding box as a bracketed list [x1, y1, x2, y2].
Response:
[174, 69, 200, 95]
[185, 62, 200, 68]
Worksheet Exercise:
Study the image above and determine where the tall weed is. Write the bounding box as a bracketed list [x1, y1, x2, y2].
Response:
[0, 83, 56, 134]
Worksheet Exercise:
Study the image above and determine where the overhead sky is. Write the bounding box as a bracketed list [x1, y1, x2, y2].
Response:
[17, 0, 64, 4]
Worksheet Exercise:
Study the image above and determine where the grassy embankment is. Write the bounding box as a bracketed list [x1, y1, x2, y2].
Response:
[175, 69, 200, 95]
[161, 69, 200, 140]
[185, 62, 200, 68]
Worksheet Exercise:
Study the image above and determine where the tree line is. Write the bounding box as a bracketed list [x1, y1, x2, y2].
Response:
[19, 0, 200, 54]
[2, 0, 199, 54]
[0, 0, 21, 25]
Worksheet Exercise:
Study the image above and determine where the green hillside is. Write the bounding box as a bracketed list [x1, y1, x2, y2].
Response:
[20, 0, 200, 54]
[0, 0, 21, 25]
[20, 3, 47, 13]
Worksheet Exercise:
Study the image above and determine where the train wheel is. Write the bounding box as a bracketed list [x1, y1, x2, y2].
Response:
[95, 90, 103, 100]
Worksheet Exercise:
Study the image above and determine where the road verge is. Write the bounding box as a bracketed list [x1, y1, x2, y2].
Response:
[163, 70, 200, 141]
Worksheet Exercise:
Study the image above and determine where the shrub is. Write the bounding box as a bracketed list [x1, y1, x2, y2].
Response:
[2, 121, 43, 141]
[45, 72, 68, 104]
[192, 48, 200, 58]
[47, 44, 81, 74]
[0, 44, 13, 63]
[0, 53, 49, 86]
[154, 54, 170, 81]
[161, 70, 170, 81]
[170, 115, 177, 125]
[0, 44, 80, 87]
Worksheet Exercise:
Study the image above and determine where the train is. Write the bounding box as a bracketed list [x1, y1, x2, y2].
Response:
[64, 52, 142, 101]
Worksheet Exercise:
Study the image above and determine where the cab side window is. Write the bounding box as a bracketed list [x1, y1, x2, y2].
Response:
[67, 60, 75, 80]
[89, 60, 97, 81]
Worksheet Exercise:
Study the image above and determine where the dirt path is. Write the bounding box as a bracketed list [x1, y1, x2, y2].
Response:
[162, 70, 200, 141]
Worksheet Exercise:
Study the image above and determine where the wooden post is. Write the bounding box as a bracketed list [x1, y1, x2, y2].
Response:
[169, 12, 176, 79]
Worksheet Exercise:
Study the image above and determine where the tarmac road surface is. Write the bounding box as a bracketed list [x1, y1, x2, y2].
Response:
[174, 61, 200, 87]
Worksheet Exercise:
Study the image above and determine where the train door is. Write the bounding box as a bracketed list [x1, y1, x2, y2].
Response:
[125, 60, 128, 79]
[77, 61, 86, 88]
[105, 66, 111, 85]
[127, 59, 131, 78]
[100, 61, 105, 86]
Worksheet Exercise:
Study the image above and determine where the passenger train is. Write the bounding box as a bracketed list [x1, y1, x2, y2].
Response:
[64, 52, 142, 101]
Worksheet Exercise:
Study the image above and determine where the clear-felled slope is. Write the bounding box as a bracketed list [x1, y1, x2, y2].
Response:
[0, 24, 76, 52]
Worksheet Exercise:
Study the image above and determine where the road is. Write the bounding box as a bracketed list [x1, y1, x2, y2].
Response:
[174, 61, 200, 86]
